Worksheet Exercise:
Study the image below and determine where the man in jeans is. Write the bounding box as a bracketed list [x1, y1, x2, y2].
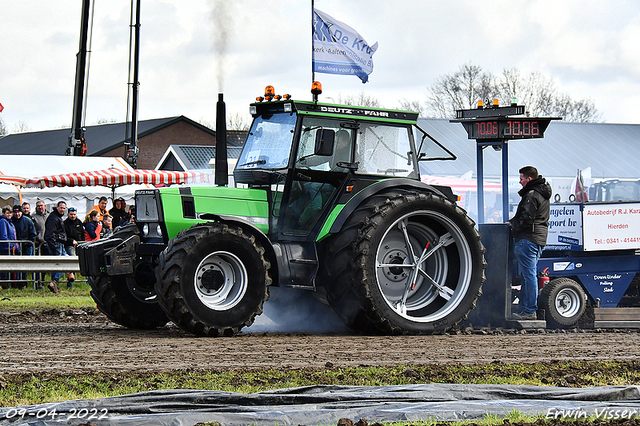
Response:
[507, 166, 552, 320]
[31, 201, 49, 289]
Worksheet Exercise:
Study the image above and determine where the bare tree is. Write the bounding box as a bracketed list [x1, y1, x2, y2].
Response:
[499, 69, 555, 115]
[94, 118, 117, 124]
[398, 99, 427, 116]
[331, 92, 382, 108]
[553, 93, 600, 123]
[198, 112, 251, 132]
[226, 112, 251, 131]
[418, 64, 601, 122]
[11, 121, 30, 133]
[498, 68, 600, 121]
[426, 64, 499, 118]
[198, 119, 215, 130]
[0, 117, 7, 136]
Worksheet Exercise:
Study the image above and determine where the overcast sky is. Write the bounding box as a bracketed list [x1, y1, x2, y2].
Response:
[1, 0, 640, 134]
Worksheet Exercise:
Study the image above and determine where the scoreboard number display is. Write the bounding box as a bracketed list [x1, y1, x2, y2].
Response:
[468, 119, 549, 140]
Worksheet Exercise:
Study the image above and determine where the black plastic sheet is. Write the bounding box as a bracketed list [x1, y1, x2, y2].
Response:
[1, 384, 640, 426]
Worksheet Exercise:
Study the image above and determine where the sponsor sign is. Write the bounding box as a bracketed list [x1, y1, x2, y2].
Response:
[583, 202, 640, 251]
[546, 203, 583, 250]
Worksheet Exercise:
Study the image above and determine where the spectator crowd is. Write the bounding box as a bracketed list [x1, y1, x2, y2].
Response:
[0, 196, 135, 292]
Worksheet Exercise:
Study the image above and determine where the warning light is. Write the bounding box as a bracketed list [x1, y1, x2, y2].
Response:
[264, 85, 275, 101]
[492, 99, 499, 107]
[311, 81, 322, 96]
[477, 100, 484, 109]
[311, 81, 322, 103]
[283, 94, 291, 100]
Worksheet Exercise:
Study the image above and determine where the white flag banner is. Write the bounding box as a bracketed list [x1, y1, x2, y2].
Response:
[312, 8, 378, 83]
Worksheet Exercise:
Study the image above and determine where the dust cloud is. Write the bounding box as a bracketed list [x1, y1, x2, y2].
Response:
[246, 286, 350, 334]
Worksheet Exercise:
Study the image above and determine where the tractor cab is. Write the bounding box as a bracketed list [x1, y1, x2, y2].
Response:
[234, 84, 448, 241]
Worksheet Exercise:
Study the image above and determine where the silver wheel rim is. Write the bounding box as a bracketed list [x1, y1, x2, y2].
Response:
[375, 210, 473, 322]
[555, 287, 581, 318]
[195, 251, 248, 311]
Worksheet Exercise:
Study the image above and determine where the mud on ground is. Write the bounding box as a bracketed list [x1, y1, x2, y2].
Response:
[1, 307, 639, 375]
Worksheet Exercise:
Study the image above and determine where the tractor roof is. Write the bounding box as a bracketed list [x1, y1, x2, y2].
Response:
[250, 99, 419, 125]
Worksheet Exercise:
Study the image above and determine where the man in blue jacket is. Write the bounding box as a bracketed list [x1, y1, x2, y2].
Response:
[12, 205, 36, 255]
[11, 205, 36, 289]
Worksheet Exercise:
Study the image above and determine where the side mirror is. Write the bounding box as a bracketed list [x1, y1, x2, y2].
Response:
[314, 129, 335, 156]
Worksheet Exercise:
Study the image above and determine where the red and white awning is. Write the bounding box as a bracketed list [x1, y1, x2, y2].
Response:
[0, 174, 28, 187]
[29, 168, 210, 188]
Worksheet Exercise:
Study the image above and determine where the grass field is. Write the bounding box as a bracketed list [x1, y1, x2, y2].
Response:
[0, 276, 93, 312]
[2, 361, 639, 407]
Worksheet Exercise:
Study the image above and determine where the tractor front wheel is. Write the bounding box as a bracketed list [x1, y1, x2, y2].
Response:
[88, 223, 169, 329]
[155, 223, 271, 336]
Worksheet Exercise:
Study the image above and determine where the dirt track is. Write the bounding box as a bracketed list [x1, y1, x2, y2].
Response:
[1, 307, 639, 375]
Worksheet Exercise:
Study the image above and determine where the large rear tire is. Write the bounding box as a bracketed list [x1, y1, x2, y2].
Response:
[322, 190, 486, 334]
[88, 223, 169, 329]
[540, 277, 586, 328]
[155, 223, 271, 336]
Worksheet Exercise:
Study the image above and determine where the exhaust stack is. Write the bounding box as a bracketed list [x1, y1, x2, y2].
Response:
[215, 93, 228, 186]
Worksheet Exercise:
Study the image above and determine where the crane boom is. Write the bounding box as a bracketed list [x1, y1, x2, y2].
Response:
[67, 0, 94, 156]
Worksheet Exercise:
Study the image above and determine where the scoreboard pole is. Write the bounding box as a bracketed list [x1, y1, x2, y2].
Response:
[501, 140, 509, 222]
[476, 142, 484, 223]
[476, 139, 509, 223]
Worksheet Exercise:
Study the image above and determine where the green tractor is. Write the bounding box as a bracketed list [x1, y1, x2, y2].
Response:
[78, 84, 486, 336]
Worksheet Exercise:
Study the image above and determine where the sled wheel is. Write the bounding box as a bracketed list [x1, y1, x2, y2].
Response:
[155, 222, 271, 336]
[322, 190, 486, 334]
[540, 277, 586, 328]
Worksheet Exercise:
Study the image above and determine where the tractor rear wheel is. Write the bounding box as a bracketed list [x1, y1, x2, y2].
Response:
[540, 277, 586, 328]
[155, 223, 271, 336]
[322, 190, 486, 334]
[88, 223, 169, 329]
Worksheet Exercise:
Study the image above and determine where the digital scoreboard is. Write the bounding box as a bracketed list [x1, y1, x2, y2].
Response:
[464, 118, 552, 140]
[452, 103, 559, 141]
[450, 102, 560, 224]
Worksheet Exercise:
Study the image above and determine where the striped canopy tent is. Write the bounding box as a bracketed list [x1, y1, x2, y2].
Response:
[0, 174, 28, 187]
[30, 168, 209, 188]
[28, 168, 211, 198]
